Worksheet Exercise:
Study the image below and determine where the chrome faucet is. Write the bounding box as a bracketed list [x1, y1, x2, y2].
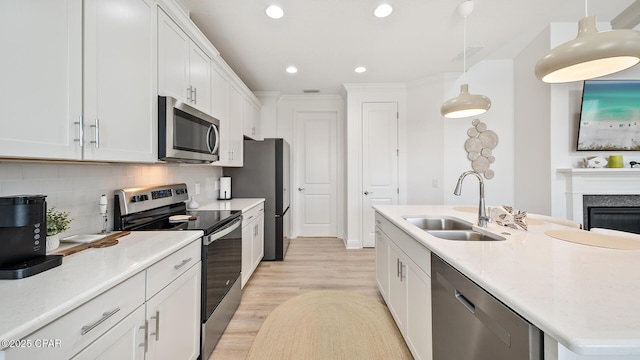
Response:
[454, 170, 489, 227]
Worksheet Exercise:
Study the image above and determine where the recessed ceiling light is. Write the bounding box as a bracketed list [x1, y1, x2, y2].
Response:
[355, 66, 367, 73]
[374, 4, 393, 18]
[285, 66, 298, 74]
[265, 5, 284, 19]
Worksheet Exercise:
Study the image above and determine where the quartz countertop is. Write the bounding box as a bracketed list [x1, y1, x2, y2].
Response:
[373, 205, 640, 357]
[196, 198, 264, 212]
[0, 230, 203, 344]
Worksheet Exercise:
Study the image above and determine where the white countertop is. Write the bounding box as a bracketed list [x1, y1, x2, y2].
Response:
[0, 230, 203, 343]
[196, 198, 264, 212]
[374, 205, 640, 356]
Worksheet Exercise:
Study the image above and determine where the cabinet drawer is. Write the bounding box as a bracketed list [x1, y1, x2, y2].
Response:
[146, 240, 201, 299]
[242, 202, 264, 227]
[4, 272, 145, 360]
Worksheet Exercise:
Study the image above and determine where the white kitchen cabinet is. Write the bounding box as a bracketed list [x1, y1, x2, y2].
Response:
[158, 8, 211, 114]
[0, 0, 156, 163]
[242, 97, 261, 140]
[0, 0, 83, 160]
[220, 84, 245, 166]
[375, 212, 432, 360]
[145, 262, 201, 360]
[241, 202, 265, 287]
[83, 0, 157, 163]
[210, 63, 229, 122]
[71, 306, 146, 360]
[4, 272, 146, 360]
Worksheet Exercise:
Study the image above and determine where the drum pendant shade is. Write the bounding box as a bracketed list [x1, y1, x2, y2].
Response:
[535, 16, 640, 83]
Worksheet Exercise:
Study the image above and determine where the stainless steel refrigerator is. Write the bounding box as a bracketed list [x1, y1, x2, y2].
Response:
[224, 138, 290, 260]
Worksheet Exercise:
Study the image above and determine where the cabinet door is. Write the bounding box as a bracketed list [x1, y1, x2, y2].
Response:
[241, 221, 253, 288]
[188, 43, 211, 113]
[0, 0, 82, 160]
[158, 8, 190, 102]
[375, 228, 389, 301]
[146, 262, 201, 360]
[387, 240, 407, 334]
[221, 85, 244, 166]
[210, 64, 229, 121]
[83, 0, 157, 162]
[406, 257, 432, 360]
[252, 213, 265, 269]
[71, 306, 146, 360]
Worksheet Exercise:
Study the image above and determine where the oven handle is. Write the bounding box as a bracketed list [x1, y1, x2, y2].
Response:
[203, 217, 242, 246]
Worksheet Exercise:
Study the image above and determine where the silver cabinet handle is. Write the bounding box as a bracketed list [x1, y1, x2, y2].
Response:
[193, 87, 197, 104]
[174, 258, 192, 270]
[186, 86, 192, 102]
[90, 119, 100, 148]
[400, 262, 406, 281]
[81, 307, 120, 335]
[139, 321, 148, 351]
[364, 191, 373, 195]
[149, 310, 160, 340]
[298, 187, 305, 191]
[396, 258, 401, 278]
[74, 115, 84, 147]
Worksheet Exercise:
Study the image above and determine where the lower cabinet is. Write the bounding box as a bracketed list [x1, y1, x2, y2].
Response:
[4, 240, 201, 360]
[71, 306, 146, 360]
[241, 202, 265, 288]
[375, 212, 433, 360]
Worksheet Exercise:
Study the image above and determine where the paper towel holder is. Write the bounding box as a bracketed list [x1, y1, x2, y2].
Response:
[219, 176, 232, 200]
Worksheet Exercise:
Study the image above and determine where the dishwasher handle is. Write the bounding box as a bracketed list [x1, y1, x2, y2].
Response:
[455, 289, 475, 314]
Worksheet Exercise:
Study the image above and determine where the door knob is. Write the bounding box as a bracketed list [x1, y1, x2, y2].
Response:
[364, 191, 373, 195]
[298, 187, 305, 191]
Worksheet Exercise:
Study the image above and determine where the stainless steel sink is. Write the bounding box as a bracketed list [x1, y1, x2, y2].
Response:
[427, 230, 505, 241]
[402, 216, 473, 231]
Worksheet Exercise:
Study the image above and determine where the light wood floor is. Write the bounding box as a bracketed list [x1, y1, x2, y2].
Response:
[208, 237, 382, 360]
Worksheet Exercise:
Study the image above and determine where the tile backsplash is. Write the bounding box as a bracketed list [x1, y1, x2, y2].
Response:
[0, 161, 222, 237]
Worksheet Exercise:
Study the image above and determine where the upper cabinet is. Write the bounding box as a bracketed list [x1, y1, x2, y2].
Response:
[0, 0, 83, 160]
[158, 9, 211, 114]
[243, 97, 262, 140]
[83, 0, 157, 163]
[0, 0, 156, 163]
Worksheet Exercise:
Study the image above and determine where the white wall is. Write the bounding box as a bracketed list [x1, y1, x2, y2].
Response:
[406, 76, 445, 204]
[514, 27, 552, 214]
[0, 161, 222, 238]
[441, 60, 516, 208]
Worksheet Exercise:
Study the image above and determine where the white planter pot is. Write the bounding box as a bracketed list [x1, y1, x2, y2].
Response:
[46, 234, 60, 252]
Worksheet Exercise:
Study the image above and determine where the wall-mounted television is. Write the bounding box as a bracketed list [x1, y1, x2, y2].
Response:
[577, 79, 640, 151]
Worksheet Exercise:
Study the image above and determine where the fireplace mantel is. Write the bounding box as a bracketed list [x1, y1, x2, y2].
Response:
[557, 168, 640, 223]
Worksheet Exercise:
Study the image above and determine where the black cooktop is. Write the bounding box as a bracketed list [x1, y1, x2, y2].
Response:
[118, 203, 241, 235]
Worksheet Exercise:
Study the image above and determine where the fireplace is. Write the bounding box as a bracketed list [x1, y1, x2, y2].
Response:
[583, 195, 640, 234]
[558, 168, 640, 231]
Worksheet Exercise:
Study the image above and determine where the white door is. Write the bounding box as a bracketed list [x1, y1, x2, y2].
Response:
[362, 102, 398, 247]
[158, 8, 190, 102]
[188, 42, 211, 113]
[295, 111, 338, 237]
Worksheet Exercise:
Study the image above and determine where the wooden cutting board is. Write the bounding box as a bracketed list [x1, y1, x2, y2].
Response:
[52, 231, 131, 256]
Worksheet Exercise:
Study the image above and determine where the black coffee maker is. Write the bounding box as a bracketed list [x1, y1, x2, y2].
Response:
[0, 195, 62, 279]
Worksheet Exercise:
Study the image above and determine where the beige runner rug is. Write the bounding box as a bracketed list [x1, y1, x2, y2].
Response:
[246, 290, 413, 360]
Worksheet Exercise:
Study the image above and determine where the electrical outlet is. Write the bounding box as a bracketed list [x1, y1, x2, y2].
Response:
[432, 179, 439, 188]
[195, 182, 201, 195]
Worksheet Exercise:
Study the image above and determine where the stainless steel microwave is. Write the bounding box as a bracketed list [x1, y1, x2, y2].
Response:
[158, 96, 220, 163]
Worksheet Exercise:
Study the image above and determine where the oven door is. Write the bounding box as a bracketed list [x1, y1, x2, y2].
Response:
[202, 217, 242, 320]
[159, 95, 220, 163]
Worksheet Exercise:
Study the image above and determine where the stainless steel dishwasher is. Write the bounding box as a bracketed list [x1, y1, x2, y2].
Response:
[431, 254, 542, 360]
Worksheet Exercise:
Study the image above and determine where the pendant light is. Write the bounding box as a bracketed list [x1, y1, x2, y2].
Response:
[535, 0, 640, 83]
[441, 0, 491, 119]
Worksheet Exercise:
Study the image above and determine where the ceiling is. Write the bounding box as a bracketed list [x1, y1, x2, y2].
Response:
[176, 0, 637, 95]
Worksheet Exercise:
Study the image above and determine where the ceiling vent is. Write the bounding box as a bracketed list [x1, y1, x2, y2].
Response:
[452, 46, 485, 62]
[302, 89, 320, 94]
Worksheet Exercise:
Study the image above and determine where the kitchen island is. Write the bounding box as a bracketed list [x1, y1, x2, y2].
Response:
[374, 205, 640, 360]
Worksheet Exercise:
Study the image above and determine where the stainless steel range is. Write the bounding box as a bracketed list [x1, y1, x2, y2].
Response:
[113, 183, 241, 360]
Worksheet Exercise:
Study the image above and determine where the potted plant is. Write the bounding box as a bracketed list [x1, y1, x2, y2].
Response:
[46, 207, 72, 251]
